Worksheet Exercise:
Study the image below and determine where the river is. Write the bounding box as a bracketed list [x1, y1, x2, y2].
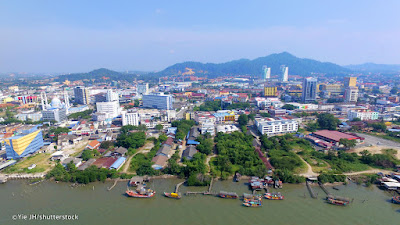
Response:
[0, 179, 398, 225]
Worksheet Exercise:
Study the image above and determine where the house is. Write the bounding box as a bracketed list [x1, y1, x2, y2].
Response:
[163, 137, 174, 147]
[151, 155, 168, 170]
[50, 151, 69, 161]
[92, 157, 118, 169]
[61, 157, 82, 168]
[156, 145, 172, 157]
[109, 157, 126, 170]
[182, 145, 198, 160]
[113, 146, 128, 156]
[87, 140, 101, 150]
[77, 158, 96, 171]
[57, 135, 82, 147]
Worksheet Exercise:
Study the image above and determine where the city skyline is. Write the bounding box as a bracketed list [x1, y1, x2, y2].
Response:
[1, 0, 399, 73]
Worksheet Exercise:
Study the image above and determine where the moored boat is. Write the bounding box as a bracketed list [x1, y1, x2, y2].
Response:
[126, 184, 155, 198]
[264, 192, 284, 200]
[392, 196, 400, 204]
[219, 191, 238, 199]
[326, 195, 350, 206]
[164, 192, 181, 199]
[242, 200, 262, 207]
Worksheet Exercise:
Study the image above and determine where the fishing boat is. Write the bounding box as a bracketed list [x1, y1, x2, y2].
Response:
[219, 191, 238, 199]
[126, 185, 155, 198]
[242, 200, 262, 207]
[264, 192, 284, 200]
[164, 192, 181, 199]
[326, 195, 350, 206]
[392, 196, 400, 204]
[234, 173, 241, 182]
[243, 193, 262, 202]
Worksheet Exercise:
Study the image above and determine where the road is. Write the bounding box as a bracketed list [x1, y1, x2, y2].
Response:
[343, 169, 393, 176]
[297, 156, 319, 177]
[122, 141, 154, 173]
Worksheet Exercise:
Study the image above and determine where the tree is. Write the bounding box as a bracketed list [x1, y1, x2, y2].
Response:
[81, 149, 94, 161]
[134, 99, 140, 107]
[317, 113, 339, 130]
[155, 124, 163, 131]
[238, 114, 249, 126]
[282, 104, 296, 110]
[370, 122, 387, 132]
[248, 114, 255, 121]
[100, 141, 114, 149]
[351, 118, 362, 122]
[391, 87, 399, 95]
[339, 138, 357, 149]
[260, 112, 271, 118]
[196, 138, 213, 155]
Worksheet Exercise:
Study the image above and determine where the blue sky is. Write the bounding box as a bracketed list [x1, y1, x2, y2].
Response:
[0, 0, 399, 73]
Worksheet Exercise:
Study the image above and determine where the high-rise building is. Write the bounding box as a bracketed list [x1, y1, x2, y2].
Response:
[143, 93, 173, 110]
[264, 86, 278, 97]
[96, 101, 121, 119]
[74, 86, 90, 105]
[301, 77, 317, 103]
[4, 126, 44, 159]
[344, 86, 359, 103]
[137, 83, 149, 95]
[41, 94, 68, 122]
[106, 89, 119, 102]
[280, 65, 289, 82]
[344, 77, 357, 87]
[121, 111, 139, 126]
[262, 66, 271, 80]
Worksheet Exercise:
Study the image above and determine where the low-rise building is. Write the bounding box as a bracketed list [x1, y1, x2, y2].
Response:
[347, 109, 379, 121]
[255, 118, 298, 136]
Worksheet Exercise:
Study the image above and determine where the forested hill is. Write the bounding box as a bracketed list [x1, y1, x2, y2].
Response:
[156, 52, 351, 78]
[55, 68, 138, 82]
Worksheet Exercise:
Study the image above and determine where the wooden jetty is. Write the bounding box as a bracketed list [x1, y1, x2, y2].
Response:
[108, 178, 119, 191]
[208, 178, 214, 193]
[175, 181, 185, 193]
[318, 182, 331, 195]
[306, 181, 317, 199]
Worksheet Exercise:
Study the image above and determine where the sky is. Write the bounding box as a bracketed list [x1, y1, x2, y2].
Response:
[0, 0, 399, 73]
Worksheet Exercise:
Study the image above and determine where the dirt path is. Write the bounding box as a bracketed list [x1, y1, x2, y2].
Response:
[343, 169, 393, 176]
[297, 156, 319, 177]
[205, 154, 216, 175]
[122, 141, 154, 173]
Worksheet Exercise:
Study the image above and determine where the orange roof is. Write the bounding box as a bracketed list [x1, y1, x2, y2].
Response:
[87, 140, 100, 149]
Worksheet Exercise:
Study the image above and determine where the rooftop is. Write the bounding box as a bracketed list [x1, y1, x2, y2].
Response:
[312, 130, 360, 142]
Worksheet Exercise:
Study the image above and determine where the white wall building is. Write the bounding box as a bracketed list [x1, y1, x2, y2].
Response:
[137, 83, 149, 95]
[344, 86, 358, 103]
[281, 65, 289, 82]
[121, 111, 139, 126]
[347, 110, 379, 121]
[106, 89, 119, 102]
[143, 93, 173, 110]
[201, 120, 215, 136]
[96, 101, 121, 119]
[255, 118, 298, 136]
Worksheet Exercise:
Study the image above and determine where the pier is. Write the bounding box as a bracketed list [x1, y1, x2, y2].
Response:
[175, 181, 185, 193]
[318, 182, 331, 195]
[306, 181, 317, 199]
[108, 178, 119, 191]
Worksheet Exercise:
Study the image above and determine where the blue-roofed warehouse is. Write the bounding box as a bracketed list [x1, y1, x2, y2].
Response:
[109, 157, 126, 170]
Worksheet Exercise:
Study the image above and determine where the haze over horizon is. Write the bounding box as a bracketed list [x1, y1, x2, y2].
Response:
[1, 0, 399, 73]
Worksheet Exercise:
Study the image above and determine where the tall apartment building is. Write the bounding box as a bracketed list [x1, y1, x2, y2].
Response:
[344, 77, 357, 87]
[106, 89, 119, 102]
[255, 118, 298, 136]
[143, 93, 173, 110]
[137, 83, 149, 95]
[121, 111, 139, 126]
[262, 66, 271, 80]
[347, 109, 379, 121]
[74, 86, 90, 105]
[344, 86, 359, 103]
[280, 65, 289, 82]
[4, 126, 44, 159]
[302, 77, 317, 103]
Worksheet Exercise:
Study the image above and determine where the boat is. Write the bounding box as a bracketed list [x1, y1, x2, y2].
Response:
[164, 192, 181, 199]
[234, 173, 241, 182]
[326, 195, 350, 206]
[392, 196, 400, 204]
[219, 191, 238, 199]
[242, 200, 262, 207]
[264, 192, 284, 200]
[274, 179, 283, 189]
[332, 186, 340, 191]
[126, 185, 155, 198]
[243, 193, 262, 202]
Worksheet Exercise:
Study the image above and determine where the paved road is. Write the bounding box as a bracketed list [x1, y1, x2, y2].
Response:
[355, 133, 400, 149]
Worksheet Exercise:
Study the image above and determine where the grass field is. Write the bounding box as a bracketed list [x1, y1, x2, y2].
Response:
[2, 153, 54, 174]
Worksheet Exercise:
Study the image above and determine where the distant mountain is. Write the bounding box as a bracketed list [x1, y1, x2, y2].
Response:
[344, 63, 400, 73]
[156, 52, 351, 78]
[56, 68, 138, 82]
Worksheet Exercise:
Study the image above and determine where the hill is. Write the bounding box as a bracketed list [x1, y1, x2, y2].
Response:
[156, 52, 351, 78]
[55, 68, 138, 82]
[345, 63, 400, 73]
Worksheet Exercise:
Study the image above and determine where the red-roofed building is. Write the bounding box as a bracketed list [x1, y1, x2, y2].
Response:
[311, 130, 364, 146]
[87, 140, 101, 150]
[92, 157, 118, 169]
